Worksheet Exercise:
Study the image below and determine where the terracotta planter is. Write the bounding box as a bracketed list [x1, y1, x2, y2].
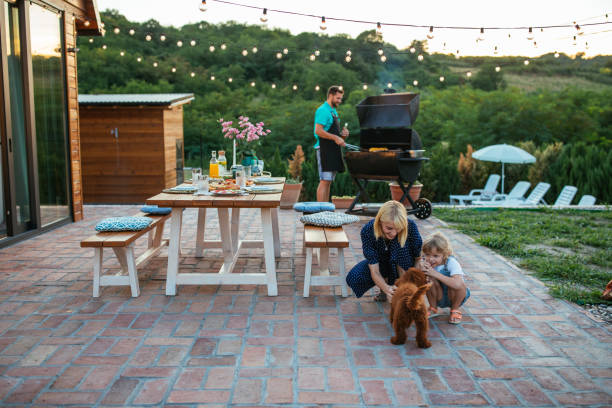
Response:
[389, 182, 422, 207]
[280, 183, 302, 209]
[332, 197, 355, 209]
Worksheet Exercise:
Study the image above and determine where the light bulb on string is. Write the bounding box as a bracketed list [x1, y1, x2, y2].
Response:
[283, 48, 289, 55]
[338, 86, 343, 91]
[387, 82, 392, 88]
[533, 41, 537, 48]
[477, 27, 485, 42]
[575, 23, 583, 35]
[250, 81, 256, 87]
[554, 51, 560, 58]
[495, 66, 501, 72]
[380, 55, 387, 62]
[455, 50, 460, 59]
[242, 49, 248, 56]
[309, 54, 316, 61]
[320, 16, 327, 31]
[417, 54, 424, 61]
[526, 27, 534, 41]
[439, 76, 445, 82]
[345, 55, 351, 63]
[363, 84, 368, 90]
[377, 48, 384, 55]
[137, 57, 142, 62]
[314, 49, 320, 56]
[153, 62, 158, 67]
[172, 67, 176, 72]
[160, 34, 166, 42]
[276, 52, 282, 59]
[292, 85, 298, 91]
[271, 83, 276, 89]
[88, 38, 94, 43]
[260, 8, 268, 23]
[315, 85, 320, 91]
[524, 59, 530, 65]
[209, 45, 215, 52]
[413, 80, 419, 86]
[252, 46, 258, 53]
[210, 75, 215, 80]
[84, 20, 90, 27]
[220, 43, 227, 50]
[120, 51, 125, 56]
[129, 28, 135, 35]
[426, 26, 434, 40]
[177, 40, 183, 47]
[346, 50, 352, 56]
[113, 27, 120, 34]
[199, 0, 207, 12]
[376, 22, 383, 36]
[198, 24, 203, 29]
[145, 34, 152, 41]
[442, 42, 447, 50]
[190, 72, 195, 77]
[466, 71, 472, 78]
[585, 42, 589, 50]
[102, 44, 107, 50]
[409, 47, 416, 53]
[190, 40, 196, 46]
[494, 45, 499, 55]
[572, 36, 577, 46]
[228, 77, 233, 82]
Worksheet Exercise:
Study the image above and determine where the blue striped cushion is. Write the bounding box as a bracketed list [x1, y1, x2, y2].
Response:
[141, 205, 172, 215]
[95, 216, 153, 232]
[293, 201, 336, 213]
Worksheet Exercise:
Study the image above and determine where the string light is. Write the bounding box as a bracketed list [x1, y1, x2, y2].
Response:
[413, 80, 418, 86]
[153, 62, 158, 67]
[160, 34, 166, 41]
[439, 76, 445, 82]
[409, 47, 416, 53]
[376, 22, 383, 36]
[129, 28, 135, 35]
[228, 77, 233, 82]
[220, 43, 227, 50]
[177, 40, 183, 47]
[477, 27, 485, 42]
[346, 50, 352, 56]
[575, 23, 583, 35]
[377, 48, 384, 55]
[524, 59, 530, 65]
[276, 52, 282, 59]
[260, 8, 268, 23]
[466, 71, 472, 78]
[242, 49, 248, 56]
[209, 45, 215, 52]
[84, 20, 90, 27]
[102, 44, 107, 50]
[314, 49, 320, 56]
[145, 34, 152, 41]
[495, 66, 501, 72]
[292, 84, 298, 90]
[137, 57, 142, 62]
[172, 67, 177, 72]
[120, 51, 125, 56]
[210, 75, 215, 80]
[250, 81, 256, 87]
[271, 83, 276, 89]
[417, 54, 424, 61]
[252, 46, 258, 53]
[494, 45, 499, 55]
[88, 38, 93, 43]
[113, 27, 120, 34]
[283, 48, 289, 54]
[527, 27, 534, 40]
[345, 55, 351, 62]
[320, 16, 327, 31]
[554, 51, 560, 58]
[380, 55, 387, 62]
[427, 26, 434, 40]
[190, 72, 195, 77]
[387, 82, 392, 88]
[191, 40, 196, 46]
[315, 85, 320, 91]
[338, 85, 343, 91]
[363, 84, 368, 90]
[199, 0, 207, 12]
[455, 50, 460, 59]
[309, 54, 316, 61]
[572, 36, 577, 46]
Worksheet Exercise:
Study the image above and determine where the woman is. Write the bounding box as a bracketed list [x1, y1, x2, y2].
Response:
[346, 200, 423, 301]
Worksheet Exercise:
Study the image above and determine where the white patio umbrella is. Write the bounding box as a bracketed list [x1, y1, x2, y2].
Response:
[472, 144, 536, 194]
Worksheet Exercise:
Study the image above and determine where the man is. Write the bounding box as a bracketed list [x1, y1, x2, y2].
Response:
[314, 86, 349, 202]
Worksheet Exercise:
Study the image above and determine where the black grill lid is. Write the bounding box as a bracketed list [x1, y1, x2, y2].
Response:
[357, 93, 420, 129]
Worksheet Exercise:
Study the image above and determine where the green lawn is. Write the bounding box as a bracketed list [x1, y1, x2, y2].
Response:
[434, 208, 612, 305]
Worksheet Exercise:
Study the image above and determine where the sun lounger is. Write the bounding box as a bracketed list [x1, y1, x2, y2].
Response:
[473, 181, 531, 205]
[449, 174, 500, 205]
[552, 186, 577, 206]
[501, 182, 550, 206]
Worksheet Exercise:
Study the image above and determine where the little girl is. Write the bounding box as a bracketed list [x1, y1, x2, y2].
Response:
[421, 232, 470, 324]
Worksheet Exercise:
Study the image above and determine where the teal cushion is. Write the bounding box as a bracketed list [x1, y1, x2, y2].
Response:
[300, 211, 359, 227]
[293, 201, 336, 213]
[95, 216, 153, 232]
[141, 205, 172, 215]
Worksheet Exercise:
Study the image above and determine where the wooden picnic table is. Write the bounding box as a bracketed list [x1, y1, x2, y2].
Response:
[146, 180, 284, 296]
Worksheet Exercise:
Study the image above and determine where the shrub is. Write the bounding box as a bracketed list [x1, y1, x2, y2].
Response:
[457, 144, 488, 194]
[287, 145, 305, 181]
[266, 147, 288, 178]
[420, 142, 462, 202]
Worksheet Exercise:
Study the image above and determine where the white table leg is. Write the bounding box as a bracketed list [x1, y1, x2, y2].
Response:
[195, 208, 207, 257]
[271, 207, 280, 257]
[339, 248, 348, 297]
[231, 208, 241, 255]
[166, 208, 183, 296]
[218, 208, 234, 274]
[125, 246, 140, 297]
[93, 248, 102, 297]
[261, 208, 278, 296]
[304, 247, 313, 297]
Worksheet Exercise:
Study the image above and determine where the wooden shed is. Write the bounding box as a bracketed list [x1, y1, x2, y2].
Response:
[79, 93, 194, 203]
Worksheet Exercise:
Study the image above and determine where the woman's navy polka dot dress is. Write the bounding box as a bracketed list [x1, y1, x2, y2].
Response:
[346, 219, 422, 297]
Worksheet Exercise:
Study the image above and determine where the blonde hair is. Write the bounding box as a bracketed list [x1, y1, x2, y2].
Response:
[374, 201, 408, 247]
[422, 232, 453, 261]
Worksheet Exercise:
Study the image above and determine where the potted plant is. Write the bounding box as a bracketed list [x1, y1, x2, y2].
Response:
[280, 145, 305, 209]
[389, 181, 423, 207]
[332, 195, 356, 209]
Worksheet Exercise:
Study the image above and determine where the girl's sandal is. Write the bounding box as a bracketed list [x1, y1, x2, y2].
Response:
[449, 310, 462, 324]
[427, 306, 440, 319]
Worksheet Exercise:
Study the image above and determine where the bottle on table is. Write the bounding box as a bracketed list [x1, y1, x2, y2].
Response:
[209, 150, 219, 178]
[217, 150, 227, 176]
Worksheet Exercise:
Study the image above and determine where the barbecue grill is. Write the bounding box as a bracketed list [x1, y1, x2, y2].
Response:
[344, 92, 432, 219]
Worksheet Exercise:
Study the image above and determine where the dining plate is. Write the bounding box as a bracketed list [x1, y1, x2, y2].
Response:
[210, 189, 247, 196]
[163, 186, 198, 194]
[253, 177, 284, 184]
[245, 186, 283, 194]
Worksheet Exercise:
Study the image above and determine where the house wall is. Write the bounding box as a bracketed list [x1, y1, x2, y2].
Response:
[79, 106, 167, 203]
[162, 106, 185, 187]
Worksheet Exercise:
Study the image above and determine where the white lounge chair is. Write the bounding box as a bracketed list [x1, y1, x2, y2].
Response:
[577, 195, 596, 206]
[473, 181, 531, 205]
[502, 182, 550, 206]
[449, 174, 500, 205]
[553, 186, 577, 206]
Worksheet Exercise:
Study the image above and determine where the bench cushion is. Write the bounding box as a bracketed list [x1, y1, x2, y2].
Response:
[294, 201, 336, 213]
[300, 211, 359, 228]
[141, 205, 172, 215]
[95, 216, 153, 232]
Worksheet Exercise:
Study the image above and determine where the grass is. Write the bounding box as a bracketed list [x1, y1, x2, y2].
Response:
[434, 207, 612, 305]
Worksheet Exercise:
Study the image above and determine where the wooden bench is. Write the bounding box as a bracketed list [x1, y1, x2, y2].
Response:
[80, 213, 170, 297]
[303, 225, 349, 297]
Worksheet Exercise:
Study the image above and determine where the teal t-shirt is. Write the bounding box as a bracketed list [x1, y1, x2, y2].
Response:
[313, 102, 338, 149]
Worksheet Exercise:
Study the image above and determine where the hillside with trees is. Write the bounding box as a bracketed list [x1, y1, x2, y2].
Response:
[77, 10, 612, 203]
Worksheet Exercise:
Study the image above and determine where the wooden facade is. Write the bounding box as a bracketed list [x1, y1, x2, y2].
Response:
[79, 94, 194, 203]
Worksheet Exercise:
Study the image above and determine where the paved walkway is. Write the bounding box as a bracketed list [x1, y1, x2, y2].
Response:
[0, 205, 610, 407]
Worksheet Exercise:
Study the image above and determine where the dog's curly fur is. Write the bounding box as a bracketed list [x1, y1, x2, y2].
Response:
[389, 267, 432, 348]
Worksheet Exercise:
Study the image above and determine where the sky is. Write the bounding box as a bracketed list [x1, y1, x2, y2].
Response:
[96, 0, 612, 57]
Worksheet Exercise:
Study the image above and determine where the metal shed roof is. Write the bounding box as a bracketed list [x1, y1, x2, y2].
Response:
[78, 93, 195, 107]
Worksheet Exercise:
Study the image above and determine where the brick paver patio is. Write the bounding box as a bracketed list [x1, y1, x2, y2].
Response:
[0, 205, 610, 407]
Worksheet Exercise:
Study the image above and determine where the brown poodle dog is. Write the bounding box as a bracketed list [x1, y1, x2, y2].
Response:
[389, 267, 432, 348]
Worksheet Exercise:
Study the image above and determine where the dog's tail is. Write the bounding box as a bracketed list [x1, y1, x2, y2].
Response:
[406, 283, 432, 310]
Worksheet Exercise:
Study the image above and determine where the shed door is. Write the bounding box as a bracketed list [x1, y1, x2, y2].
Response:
[175, 139, 184, 184]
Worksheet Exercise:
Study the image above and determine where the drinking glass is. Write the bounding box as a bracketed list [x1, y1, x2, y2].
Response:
[244, 165, 251, 179]
[196, 174, 209, 193]
[257, 160, 264, 174]
[235, 169, 245, 188]
[192, 168, 202, 183]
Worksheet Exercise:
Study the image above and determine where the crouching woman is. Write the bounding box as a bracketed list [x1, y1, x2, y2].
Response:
[346, 200, 423, 302]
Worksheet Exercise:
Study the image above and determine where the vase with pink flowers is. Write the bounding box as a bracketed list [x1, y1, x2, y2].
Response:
[219, 116, 271, 168]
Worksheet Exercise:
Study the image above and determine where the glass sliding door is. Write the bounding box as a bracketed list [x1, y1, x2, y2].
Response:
[4, 1, 33, 234]
[30, 3, 69, 226]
